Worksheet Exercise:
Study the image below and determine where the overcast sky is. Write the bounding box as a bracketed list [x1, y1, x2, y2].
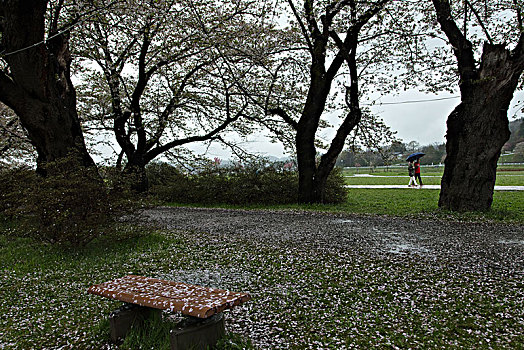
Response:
[94, 89, 523, 164]
[370, 90, 458, 146]
[189, 88, 524, 160]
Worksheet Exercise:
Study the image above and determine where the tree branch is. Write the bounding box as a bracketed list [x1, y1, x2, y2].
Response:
[513, 0, 524, 59]
[146, 111, 242, 162]
[350, 0, 389, 32]
[465, 0, 493, 45]
[49, 0, 64, 34]
[146, 61, 210, 151]
[431, 0, 477, 82]
[287, 0, 314, 52]
[515, 0, 523, 31]
[131, 23, 153, 153]
[268, 107, 298, 130]
[326, 0, 388, 81]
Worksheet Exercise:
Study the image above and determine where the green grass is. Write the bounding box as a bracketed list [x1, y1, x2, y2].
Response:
[499, 153, 524, 163]
[343, 167, 524, 186]
[344, 176, 443, 186]
[0, 228, 253, 349]
[343, 188, 440, 215]
[337, 166, 524, 223]
[1, 164, 523, 348]
[166, 187, 524, 224]
[339, 189, 524, 222]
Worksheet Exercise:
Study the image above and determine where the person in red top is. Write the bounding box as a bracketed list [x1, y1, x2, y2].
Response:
[414, 160, 423, 187]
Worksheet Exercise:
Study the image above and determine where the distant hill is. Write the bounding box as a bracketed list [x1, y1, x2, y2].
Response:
[503, 118, 524, 152]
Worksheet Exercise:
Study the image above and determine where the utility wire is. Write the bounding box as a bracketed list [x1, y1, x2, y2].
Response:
[0, 4, 113, 58]
[2, 24, 77, 58]
[364, 95, 460, 106]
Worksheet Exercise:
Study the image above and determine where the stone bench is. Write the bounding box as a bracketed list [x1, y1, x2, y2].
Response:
[87, 275, 251, 349]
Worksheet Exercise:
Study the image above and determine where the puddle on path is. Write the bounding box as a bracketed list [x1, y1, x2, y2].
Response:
[374, 229, 432, 256]
[332, 219, 355, 224]
[388, 242, 431, 255]
[498, 239, 524, 246]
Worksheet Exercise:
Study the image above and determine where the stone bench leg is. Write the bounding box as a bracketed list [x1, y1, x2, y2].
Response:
[109, 303, 161, 343]
[170, 313, 225, 350]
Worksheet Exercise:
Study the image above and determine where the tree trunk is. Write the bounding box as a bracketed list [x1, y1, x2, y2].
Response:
[439, 44, 521, 211]
[123, 156, 149, 193]
[312, 110, 361, 203]
[296, 67, 331, 204]
[20, 97, 95, 174]
[431, 1, 524, 211]
[439, 99, 510, 211]
[0, 0, 96, 174]
[296, 127, 318, 203]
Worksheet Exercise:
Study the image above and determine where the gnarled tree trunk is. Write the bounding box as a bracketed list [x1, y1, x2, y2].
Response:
[122, 156, 149, 193]
[0, 0, 96, 174]
[431, 0, 524, 211]
[438, 44, 523, 211]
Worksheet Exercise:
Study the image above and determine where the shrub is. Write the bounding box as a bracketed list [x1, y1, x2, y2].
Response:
[0, 165, 36, 219]
[323, 166, 348, 204]
[1, 158, 115, 246]
[147, 160, 347, 205]
[31, 162, 112, 246]
[145, 162, 194, 203]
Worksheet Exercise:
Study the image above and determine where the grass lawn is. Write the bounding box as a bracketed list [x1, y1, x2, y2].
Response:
[0, 228, 253, 349]
[174, 188, 524, 224]
[336, 166, 524, 223]
[343, 166, 524, 186]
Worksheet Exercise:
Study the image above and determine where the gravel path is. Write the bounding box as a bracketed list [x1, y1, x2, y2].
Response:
[137, 207, 524, 348]
[139, 206, 524, 275]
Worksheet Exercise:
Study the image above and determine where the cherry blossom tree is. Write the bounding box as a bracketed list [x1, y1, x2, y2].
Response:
[428, 0, 524, 211]
[74, 0, 272, 191]
[0, 0, 96, 175]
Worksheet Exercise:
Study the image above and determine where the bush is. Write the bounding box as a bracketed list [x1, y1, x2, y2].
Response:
[145, 162, 194, 203]
[0, 165, 36, 219]
[32, 162, 112, 246]
[323, 166, 348, 204]
[147, 161, 347, 205]
[1, 158, 115, 246]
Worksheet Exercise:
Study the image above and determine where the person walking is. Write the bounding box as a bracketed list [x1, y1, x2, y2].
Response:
[408, 161, 417, 187]
[414, 159, 423, 187]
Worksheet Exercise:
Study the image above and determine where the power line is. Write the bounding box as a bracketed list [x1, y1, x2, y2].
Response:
[0, 4, 114, 58]
[1, 23, 78, 58]
[364, 96, 460, 106]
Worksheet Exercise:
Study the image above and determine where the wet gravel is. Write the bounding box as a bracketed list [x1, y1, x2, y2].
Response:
[139, 206, 524, 276]
[136, 206, 524, 348]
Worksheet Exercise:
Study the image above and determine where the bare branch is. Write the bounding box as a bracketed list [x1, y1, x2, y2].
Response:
[515, 0, 523, 31]
[465, 0, 493, 45]
[287, 0, 314, 52]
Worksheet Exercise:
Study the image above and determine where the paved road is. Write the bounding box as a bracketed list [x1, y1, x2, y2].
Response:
[345, 185, 524, 190]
